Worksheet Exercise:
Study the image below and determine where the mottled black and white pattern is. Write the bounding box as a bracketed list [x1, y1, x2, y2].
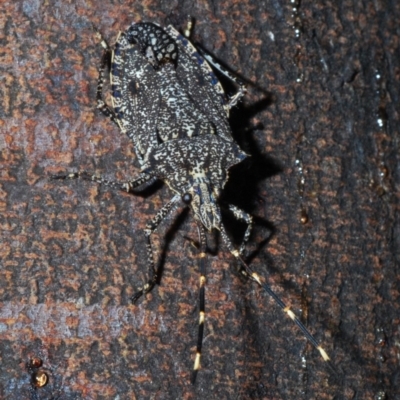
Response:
[53, 21, 332, 383]
[105, 21, 250, 240]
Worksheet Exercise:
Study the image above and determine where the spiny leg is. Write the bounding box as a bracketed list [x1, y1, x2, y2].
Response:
[227, 204, 253, 279]
[219, 224, 332, 368]
[191, 224, 207, 384]
[51, 170, 155, 193]
[198, 49, 247, 109]
[93, 26, 120, 127]
[131, 195, 181, 302]
[228, 204, 253, 256]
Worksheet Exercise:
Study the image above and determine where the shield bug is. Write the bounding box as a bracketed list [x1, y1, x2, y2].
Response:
[53, 20, 332, 382]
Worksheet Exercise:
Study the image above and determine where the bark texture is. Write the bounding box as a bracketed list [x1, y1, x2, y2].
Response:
[0, 0, 399, 399]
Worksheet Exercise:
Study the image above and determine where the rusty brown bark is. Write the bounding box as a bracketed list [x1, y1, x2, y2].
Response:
[0, 0, 399, 399]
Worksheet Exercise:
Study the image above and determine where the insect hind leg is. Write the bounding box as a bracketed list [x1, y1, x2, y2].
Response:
[178, 16, 246, 107]
[198, 49, 247, 109]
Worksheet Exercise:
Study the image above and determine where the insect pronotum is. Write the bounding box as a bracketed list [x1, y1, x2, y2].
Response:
[53, 20, 332, 383]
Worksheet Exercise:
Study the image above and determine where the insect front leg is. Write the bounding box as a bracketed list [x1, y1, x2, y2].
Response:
[131, 195, 180, 302]
[51, 170, 155, 193]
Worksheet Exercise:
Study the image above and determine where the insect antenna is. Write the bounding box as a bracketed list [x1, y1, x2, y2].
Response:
[191, 224, 207, 384]
[219, 225, 336, 373]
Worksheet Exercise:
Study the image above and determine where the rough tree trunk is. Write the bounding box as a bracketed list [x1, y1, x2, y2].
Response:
[0, 0, 399, 399]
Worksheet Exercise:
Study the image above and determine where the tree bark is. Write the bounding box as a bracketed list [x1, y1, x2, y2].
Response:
[0, 0, 399, 399]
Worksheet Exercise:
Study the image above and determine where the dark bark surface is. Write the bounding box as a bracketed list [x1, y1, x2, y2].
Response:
[0, 0, 399, 399]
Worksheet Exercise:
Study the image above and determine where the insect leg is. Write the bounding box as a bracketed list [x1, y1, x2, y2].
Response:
[198, 49, 247, 109]
[51, 170, 155, 193]
[131, 195, 181, 302]
[219, 224, 332, 367]
[182, 16, 194, 39]
[228, 204, 253, 256]
[93, 27, 120, 127]
[191, 224, 207, 384]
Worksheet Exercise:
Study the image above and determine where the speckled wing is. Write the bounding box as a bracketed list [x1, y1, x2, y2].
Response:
[164, 25, 233, 142]
[156, 62, 216, 142]
[125, 22, 217, 143]
[111, 22, 237, 167]
[111, 33, 161, 165]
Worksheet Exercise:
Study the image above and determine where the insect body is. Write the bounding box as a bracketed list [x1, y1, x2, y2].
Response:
[53, 21, 331, 382]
